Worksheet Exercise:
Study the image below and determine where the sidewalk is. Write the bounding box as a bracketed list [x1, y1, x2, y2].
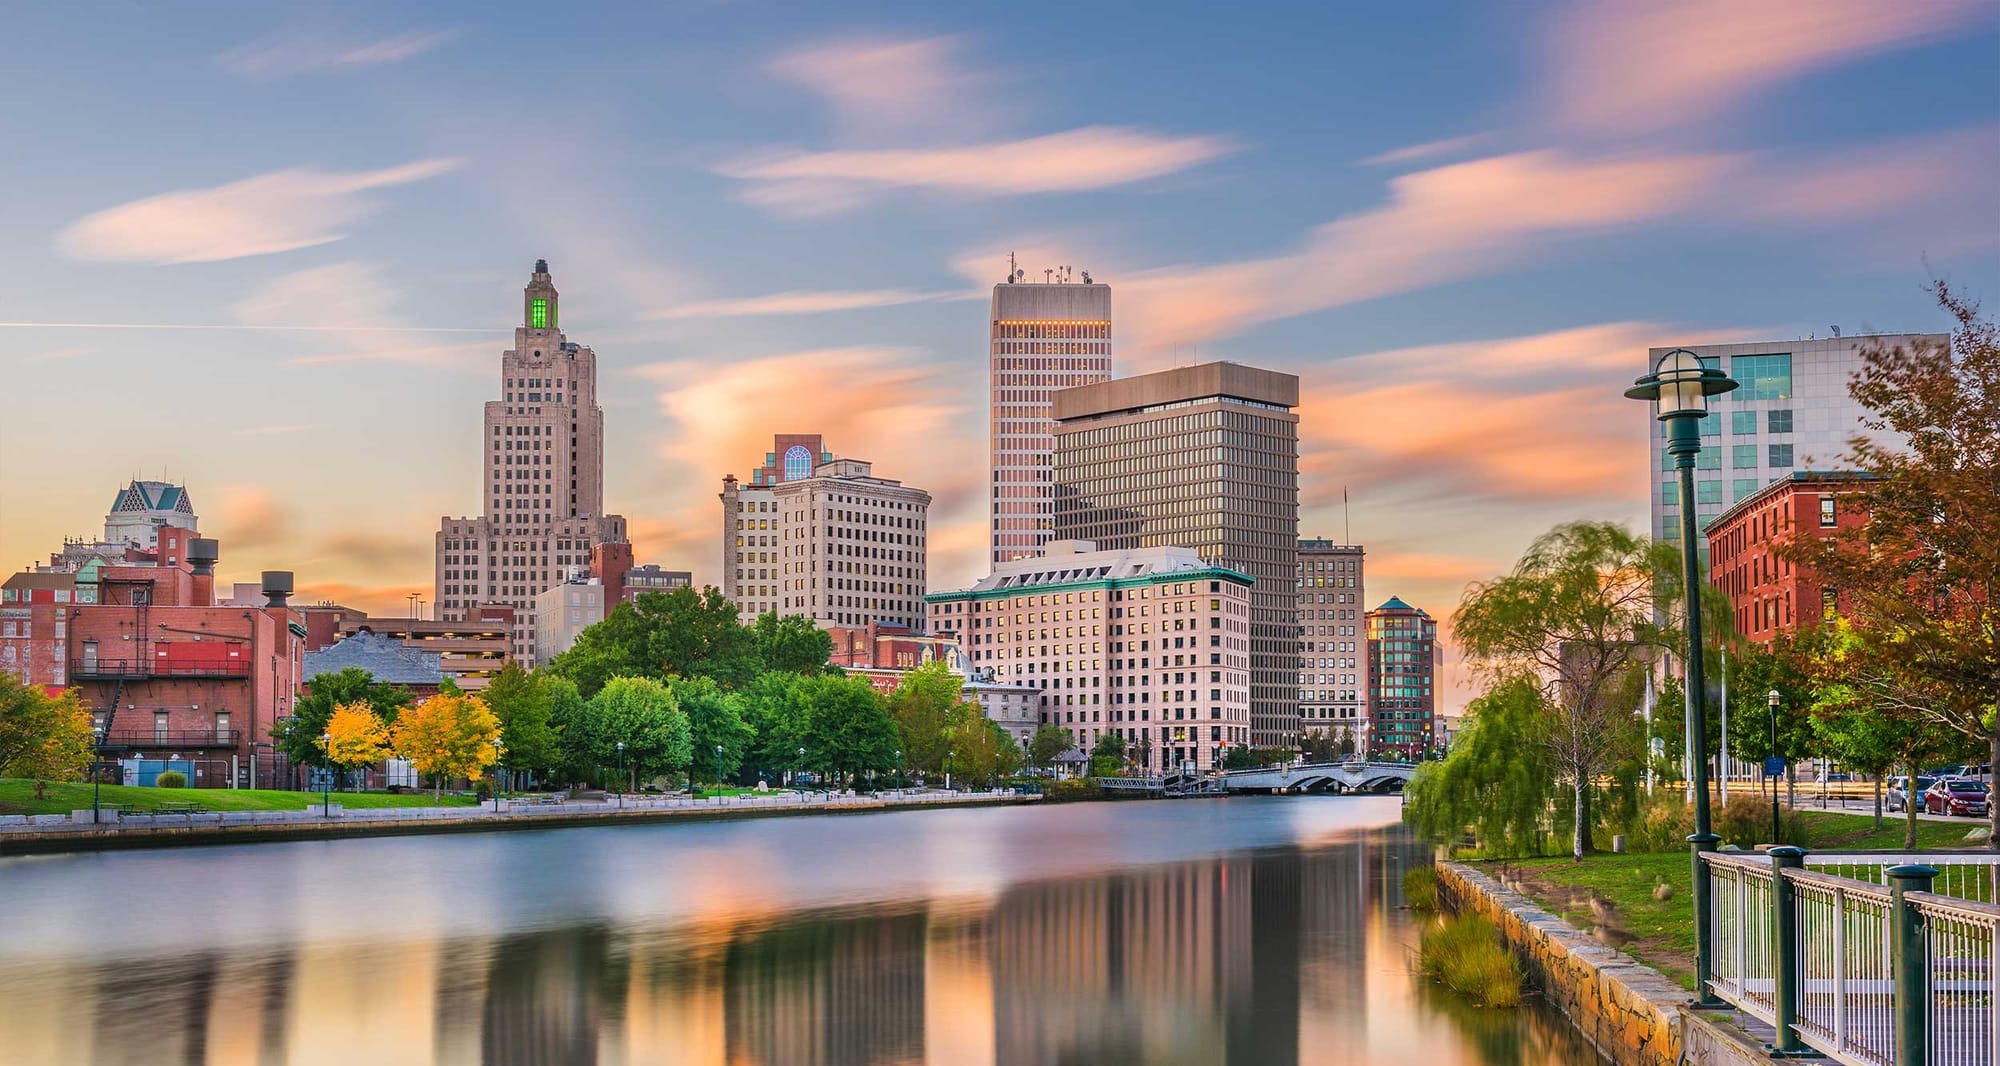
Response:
[0, 788, 1039, 854]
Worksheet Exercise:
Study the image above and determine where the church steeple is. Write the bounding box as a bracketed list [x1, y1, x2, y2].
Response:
[524, 259, 558, 330]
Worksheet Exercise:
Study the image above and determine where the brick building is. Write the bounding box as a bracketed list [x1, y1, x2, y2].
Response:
[303, 605, 513, 691]
[1298, 539, 1366, 750]
[1, 571, 78, 690]
[65, 536, 307, 789]
[927, 540, 1254, 773]
[1705, 471, 1874, 645]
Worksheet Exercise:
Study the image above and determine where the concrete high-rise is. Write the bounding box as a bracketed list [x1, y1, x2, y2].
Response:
[1297, 539, 1366, 748]
[1051, 362, 1301, 750]
[1644, 334, 1944, 562]
[989, 271, 1111, 567]
[434, 261, 627, 664]
[720, 435, 930, 630]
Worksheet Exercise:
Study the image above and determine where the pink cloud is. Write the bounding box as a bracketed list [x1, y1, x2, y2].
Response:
[719, 127, 1235, 216]
[767, 35, 996, 141]
[1550, 0, 1991, 134]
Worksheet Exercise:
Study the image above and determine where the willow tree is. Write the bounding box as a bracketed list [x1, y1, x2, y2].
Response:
[1784, 285, 2000, 847]
[1454, 522, 1674, 860]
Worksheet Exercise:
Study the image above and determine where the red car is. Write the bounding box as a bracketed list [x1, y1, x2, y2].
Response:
[1923, 779, 1991, 818]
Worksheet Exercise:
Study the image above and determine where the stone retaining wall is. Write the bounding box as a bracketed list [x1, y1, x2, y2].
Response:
[1436, 862, 1776, 1066]
[1438, 862, 1684, 1066]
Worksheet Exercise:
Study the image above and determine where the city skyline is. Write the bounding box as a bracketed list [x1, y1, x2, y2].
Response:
[3, 1, 1996, 714]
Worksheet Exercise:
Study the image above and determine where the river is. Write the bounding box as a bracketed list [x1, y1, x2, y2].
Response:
[0, 796, 1605, 1065]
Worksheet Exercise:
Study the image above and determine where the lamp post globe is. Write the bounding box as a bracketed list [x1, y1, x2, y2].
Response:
[1626, 347, 1737, 1009]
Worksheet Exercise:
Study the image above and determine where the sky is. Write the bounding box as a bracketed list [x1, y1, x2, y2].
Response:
[1, 0, 1996, 712]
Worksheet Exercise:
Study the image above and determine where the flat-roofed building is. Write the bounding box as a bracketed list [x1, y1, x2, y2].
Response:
[990, 274, 1112, 566]
[1366, 596, 1440, 761]
[1298, 539, 1366, 750]
[927, 540, 1253, 773]
[1705, 470, 1875, 645]
[1051, 362, 1300, 750]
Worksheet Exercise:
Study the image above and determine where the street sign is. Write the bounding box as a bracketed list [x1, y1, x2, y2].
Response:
[1763, 756, 1786, 776]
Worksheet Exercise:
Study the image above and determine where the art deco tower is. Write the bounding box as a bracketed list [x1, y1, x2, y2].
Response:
[435, 261, 626, 665]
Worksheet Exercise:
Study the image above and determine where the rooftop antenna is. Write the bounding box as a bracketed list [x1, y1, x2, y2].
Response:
[1044, 268, 1054, 284]
[1831, 325, 1841, 338]
[1006, 251, 1017, 284]
[1343, 486, 1351, 546]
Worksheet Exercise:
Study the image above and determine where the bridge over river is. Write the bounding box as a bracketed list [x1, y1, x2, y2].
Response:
[1095, 760, 1418, 797]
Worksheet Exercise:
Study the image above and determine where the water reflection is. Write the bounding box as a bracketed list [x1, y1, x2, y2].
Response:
[0, 798, 1605, 1065]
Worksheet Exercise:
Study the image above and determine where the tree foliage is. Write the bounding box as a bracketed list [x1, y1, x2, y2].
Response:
[797, 674, 899, 783]
[547, 587, 763, 696]
[279, 668, 414, 769]
[667, 674, 755, 783]
[886, 660, 967, 776]
[586, 676, 692, 788]
[751, 612, 835, 676]
[1028, 725, 1073, 769]
[1405, 676, 1563, 858]
[483, 662, 558, 776]
[0, 674, 94, 785]
[324, 702, 390, 770]
[392, 691, 501, 799]
[1453, 521, 1668, 859]
[1783, 284, 2000, 845]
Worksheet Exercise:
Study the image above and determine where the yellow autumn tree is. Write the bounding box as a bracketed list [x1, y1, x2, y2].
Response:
[323, 702, 390, 788]
[392, 691, 501, 800]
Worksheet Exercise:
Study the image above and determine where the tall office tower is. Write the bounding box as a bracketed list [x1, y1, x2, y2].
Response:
[1645, 334, 1944, 564]
[720, 434, 930, 630]
[989, 269, 1111, 567]
[1052, 362, 1301, 750]
[1365, 596, 1439, 760]
[1297, 539, 1366, 748]
[434, 261, 627, 665]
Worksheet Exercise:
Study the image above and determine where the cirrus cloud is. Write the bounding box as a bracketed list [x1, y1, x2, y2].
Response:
[219, 28, 461, 79]
[719, 127, 1235, 216]
[57, 159, 460, 264]
[643, 288, 978, 320]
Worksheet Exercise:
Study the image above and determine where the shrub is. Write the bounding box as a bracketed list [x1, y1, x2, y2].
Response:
[1419, 913, 1523, 1008]
[1716, 793, 1804, 849]
[155, 771, 187, 789]
[1043, 778, 1104, 802]
[1403, 866, 1442, 912]
[1612, 790, 1696, 854]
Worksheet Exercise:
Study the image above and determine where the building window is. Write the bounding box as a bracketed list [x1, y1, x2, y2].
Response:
[1819, 496, 1836, 527]
[1731, 410, 1758, 435]
[1768, 409, 1794, 434]
[1696, 481, 1722, 505]
[531, 298, 549, 329]
[1733, 353, 1793, 401]
[1769, 444, 1795, 469]
[783, 445, 813, 482]
[1732, 444, 1759, 469]
[1733, 478, 1759, 502]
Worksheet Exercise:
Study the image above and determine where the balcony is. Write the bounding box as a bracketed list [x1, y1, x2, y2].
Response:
[98, 729, 244, 751]
[72, 658, 252, 680]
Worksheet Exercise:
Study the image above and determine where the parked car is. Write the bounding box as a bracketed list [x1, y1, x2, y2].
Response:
[1923, 778, 1991, 818]
[1885, 776, 1936, 812]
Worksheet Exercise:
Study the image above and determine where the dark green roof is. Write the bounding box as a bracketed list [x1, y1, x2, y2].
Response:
[1375, 595, 1416, 612]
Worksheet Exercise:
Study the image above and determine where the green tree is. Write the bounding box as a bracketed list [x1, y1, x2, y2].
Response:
[1088, 732, 1128, 777]
[1786, 286, 2000, 846]
[666, 674, 755, 785]
[1726, 634, 1823, 813]
[547, 587, 763, 697]
[543, 676, 592, 784]
[587, 676, 692, 790]
[278, 668, 414, 771]
[752, 612, 834, 675]
[1453, 522, 1671, 860]
[798, 674, 898, 785]
[1405, 676, 1563, 858]
[0, 674, 94, 793]
[742, 671, 812, 782]
[1028, 725, 1073, 769]
[948, 712, 1024, 786]
[482, 663, 558, 782]
[885, 660, 963, 776]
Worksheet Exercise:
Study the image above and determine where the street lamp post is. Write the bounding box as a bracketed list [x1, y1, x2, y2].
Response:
[714, 743, 723, 804]
[946, 749, 955, 792]
[1768, 689, 1783, 841]
[615, 741, 625, 810]
[491, 738, 505, 812]
[91, 726, 104, 825]
[797, 746, 806, 795]
[894, 749, 903, 792]
[1627, 347, 1736, 1010]
[319, 732, 333, 818]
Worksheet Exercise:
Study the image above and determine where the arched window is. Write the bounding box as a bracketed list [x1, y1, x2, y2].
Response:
[783, 445, 812, 481]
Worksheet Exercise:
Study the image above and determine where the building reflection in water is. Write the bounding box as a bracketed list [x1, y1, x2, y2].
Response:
[0, 826, 1605, 1066]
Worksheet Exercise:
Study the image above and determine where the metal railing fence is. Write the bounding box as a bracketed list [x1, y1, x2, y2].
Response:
[1701, 849, 2000, 1066]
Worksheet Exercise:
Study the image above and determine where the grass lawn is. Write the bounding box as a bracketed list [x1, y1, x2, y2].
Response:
[1475, 810, 1988, 990]
[0, 778, 481, 816]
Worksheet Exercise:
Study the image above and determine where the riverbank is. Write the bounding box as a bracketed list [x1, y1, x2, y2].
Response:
[0, 788, 1039, 855]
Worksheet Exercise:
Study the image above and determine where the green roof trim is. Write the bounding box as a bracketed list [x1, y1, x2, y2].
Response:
[1375, 595, 1416, 611]
[925, 565, 1255, 604]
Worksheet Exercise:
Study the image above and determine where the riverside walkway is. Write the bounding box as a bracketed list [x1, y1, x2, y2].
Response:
[0, 788, 1038, 854]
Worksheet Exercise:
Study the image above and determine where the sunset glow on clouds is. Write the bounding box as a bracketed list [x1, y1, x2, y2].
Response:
[2, 1, 1995, 713]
